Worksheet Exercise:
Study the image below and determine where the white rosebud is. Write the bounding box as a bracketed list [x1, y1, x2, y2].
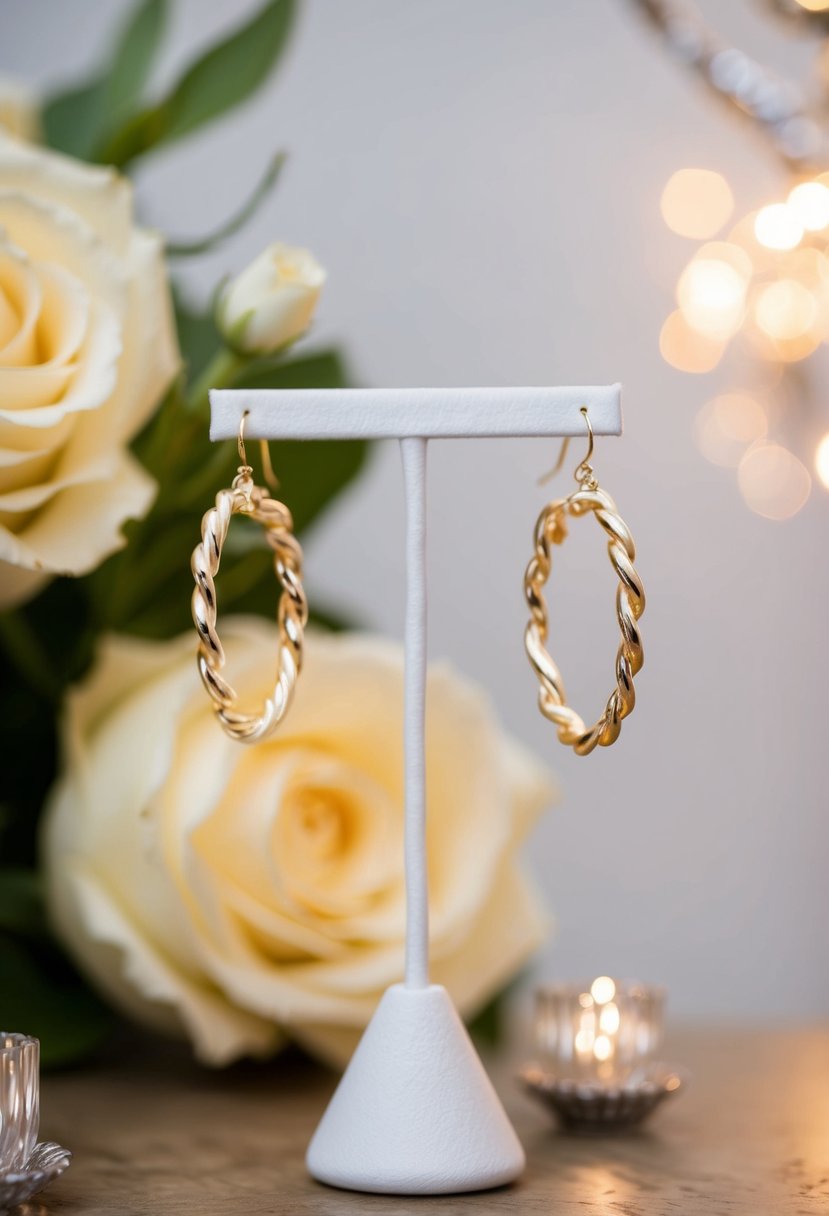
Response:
[0, 75, 40, 142]
[218, 243, 326, 355]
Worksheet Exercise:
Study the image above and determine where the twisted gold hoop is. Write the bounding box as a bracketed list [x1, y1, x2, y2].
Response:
[524, 411, 645, 756]
[191, 424, 307, 743]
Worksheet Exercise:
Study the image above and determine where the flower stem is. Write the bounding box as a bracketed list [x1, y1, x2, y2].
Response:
[186, 347, 246, 415]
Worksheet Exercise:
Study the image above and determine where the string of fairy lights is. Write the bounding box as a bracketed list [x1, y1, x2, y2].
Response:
[629, 0, 829, 520]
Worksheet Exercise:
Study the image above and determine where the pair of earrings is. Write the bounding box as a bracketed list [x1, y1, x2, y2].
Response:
[190, 408, 644, 753]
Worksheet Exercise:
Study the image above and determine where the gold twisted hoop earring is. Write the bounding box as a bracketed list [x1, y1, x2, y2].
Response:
[524, 407, 645, 756]
[191, 411, 308, 743]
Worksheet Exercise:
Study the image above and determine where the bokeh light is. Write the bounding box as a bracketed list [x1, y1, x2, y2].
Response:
[659, 309, 725, 372]
[661, 163, 829, 517]
[754, 203, 803, 251]
[794, 0, 829, 10]
[696, 240, 753, 278]
[661, 169, 734, 238]
[738, 443, 812, 519]
[816, 433, 829, 489]
[754, 279, 817, 341]
[784, 245, 829, 287]
[787, 181, 829, 231]
[677, 256, 747, 338]
[728, 209, 781, 275]
[694, 393, 767, 467]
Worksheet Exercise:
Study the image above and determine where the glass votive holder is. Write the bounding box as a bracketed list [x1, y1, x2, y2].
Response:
[521, 978, 685, 1131]
[535, 977, 665, 1085]
[0, 1033, 40, 1173]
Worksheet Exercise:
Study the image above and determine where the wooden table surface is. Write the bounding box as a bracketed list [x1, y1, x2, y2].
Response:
[38, 1025, 829, 1215]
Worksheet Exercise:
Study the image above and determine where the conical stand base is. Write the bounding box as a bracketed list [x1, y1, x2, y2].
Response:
[306, 983, 525, 1195]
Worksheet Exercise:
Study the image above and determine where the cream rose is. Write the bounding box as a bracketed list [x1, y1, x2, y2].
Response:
[217, 243, 325, 354]
[0, 133, 179, 607]
[42, 621, 555, 1067]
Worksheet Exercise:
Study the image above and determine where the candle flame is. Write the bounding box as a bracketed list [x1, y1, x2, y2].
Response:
[590, 976, 616, 1005]
[599, 1002, 621, 1034]
[593, 1035, 613, 1062]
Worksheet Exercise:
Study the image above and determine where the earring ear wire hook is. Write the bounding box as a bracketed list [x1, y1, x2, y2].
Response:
[259, 438, 279, 489]
[538, 406, 594, 487]
[237, 410, 279, 489]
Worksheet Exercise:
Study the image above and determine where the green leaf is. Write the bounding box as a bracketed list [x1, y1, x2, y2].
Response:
[467, 972, 527, 1048]
[104, 0, 169, 126]
[0, 609, 60, 704]
[96, 0, 298, 167]
[0, 870, 115, 1068]
[467, 990, 506, 1047]
[232, 349, 355, 395]
[0, 870, 47, 939]
[173, 291, 223, 382]
[155, 0, 296, 142]
[0, 580, 94, 867]
[41, 78, 107, 160]
[0, 935, 115, 1069]
[167, 151, 286, 258]
[42, 0, 168, 159]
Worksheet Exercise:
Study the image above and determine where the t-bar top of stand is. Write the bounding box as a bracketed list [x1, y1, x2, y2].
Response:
[209, 384, 622, 440]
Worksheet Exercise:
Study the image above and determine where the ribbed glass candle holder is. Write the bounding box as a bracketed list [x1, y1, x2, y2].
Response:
[0, 1033, 40, 1173]
[535, 978, 665, 1084]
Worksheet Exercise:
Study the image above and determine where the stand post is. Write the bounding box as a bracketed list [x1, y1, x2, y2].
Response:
[305, 433, 526, 1194]
[400, 436, 429, 989]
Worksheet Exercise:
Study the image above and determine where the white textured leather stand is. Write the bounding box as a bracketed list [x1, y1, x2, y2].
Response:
[209, 386, 623, 1195]
[306, 984, 526, 1194]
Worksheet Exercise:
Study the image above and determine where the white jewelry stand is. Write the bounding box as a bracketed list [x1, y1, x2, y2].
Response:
[210, 384, 622, 1195]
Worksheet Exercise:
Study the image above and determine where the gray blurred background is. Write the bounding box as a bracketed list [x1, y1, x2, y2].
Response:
[4, 0, 826, 1021]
